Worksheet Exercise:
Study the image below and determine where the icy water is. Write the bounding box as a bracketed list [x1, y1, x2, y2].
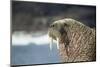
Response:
[11, 32, 61, 65]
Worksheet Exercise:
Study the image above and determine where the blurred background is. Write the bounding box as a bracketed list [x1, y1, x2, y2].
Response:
[11, 1, 96, 65]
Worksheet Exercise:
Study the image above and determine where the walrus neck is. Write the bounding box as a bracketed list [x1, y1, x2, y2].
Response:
[58, 24, 92, 62]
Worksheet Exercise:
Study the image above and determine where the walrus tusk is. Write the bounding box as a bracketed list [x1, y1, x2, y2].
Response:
[57, 38, 59, 50]
[49, 37, 59, 50]
[49, 37, 53, 51]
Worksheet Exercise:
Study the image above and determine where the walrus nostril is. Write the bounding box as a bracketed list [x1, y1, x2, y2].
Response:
[50, 24, 54, 27]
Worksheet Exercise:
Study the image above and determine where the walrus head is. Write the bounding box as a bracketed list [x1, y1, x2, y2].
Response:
[48, 19, 72, 50]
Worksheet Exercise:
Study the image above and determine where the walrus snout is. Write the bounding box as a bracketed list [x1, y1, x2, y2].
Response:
[50, 24, 55, 28]
[48, 22, 62, 50]
[49, 25, 61, 40]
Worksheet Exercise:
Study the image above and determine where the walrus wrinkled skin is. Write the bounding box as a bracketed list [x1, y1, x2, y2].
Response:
[48, 18, 96, 62]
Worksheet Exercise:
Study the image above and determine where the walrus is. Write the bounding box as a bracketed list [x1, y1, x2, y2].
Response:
[48, 18, 96, 62]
